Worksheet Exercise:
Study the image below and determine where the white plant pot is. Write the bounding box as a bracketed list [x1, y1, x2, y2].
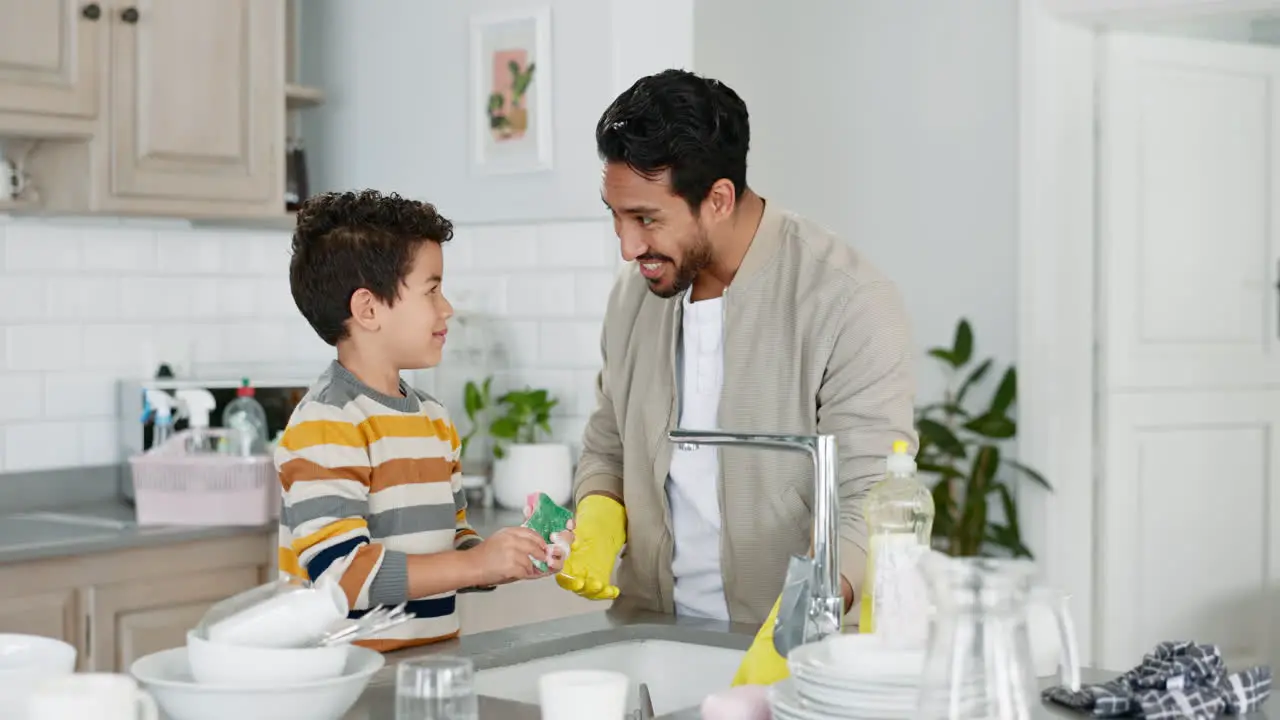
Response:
[491, 443, 573, 510]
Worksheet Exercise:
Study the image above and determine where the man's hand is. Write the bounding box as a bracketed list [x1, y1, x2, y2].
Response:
[731, 596, 790, 687]
[468, 527, 548, 586]
[556, 495, 627, 600]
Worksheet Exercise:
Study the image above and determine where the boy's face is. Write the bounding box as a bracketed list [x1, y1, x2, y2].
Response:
[379, 241, 453, 369]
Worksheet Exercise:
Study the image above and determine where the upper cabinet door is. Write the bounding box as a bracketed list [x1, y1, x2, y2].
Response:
[0, 0, 101, 118]
[108, 0, 283, 205]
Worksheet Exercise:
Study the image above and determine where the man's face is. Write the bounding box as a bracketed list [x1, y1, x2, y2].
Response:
[602, 162, 713, 298]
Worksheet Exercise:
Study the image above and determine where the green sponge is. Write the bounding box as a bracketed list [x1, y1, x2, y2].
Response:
[521, 492, 574, 572]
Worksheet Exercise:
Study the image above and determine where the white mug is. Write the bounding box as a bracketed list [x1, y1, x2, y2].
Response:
[27, 673, 158, 720]
[538, 670, 629, 720]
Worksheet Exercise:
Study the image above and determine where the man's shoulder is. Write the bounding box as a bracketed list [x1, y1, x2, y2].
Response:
[775, 209, 893, 290]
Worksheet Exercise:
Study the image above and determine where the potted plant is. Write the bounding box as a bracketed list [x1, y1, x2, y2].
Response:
[916, 318, 1051, 558]
[487, 386, 571, 509]
[458, 376, 495, 497]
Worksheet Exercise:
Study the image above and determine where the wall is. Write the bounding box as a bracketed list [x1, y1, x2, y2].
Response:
[0, 215, 616, 473]
[694, 0, 1019, 401]
[300, 0, 612, 225]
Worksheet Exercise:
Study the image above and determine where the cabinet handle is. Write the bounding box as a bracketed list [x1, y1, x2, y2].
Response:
[120, 7, 139, 23]
[81, 3, 101, 20]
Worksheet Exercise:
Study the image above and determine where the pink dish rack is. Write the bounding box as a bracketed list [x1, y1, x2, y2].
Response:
[128, 428, 280, 527]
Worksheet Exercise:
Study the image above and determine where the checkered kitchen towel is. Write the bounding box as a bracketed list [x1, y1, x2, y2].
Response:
[1043, 641, 1271, 719]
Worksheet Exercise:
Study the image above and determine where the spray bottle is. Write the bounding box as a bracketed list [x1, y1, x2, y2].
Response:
[142, 390, 178, 449]
[174, 388, 217, 453]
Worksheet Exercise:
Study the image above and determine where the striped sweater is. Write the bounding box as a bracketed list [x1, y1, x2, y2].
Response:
[275, 361, 480, 651]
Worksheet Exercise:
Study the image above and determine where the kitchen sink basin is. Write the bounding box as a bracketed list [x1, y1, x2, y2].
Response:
[472, 639, 746, 716]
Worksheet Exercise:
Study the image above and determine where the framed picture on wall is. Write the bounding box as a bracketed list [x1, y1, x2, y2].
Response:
[469, 7, 554, 175]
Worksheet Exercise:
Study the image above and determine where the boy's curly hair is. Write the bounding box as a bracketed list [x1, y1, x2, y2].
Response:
[290, 190, 454, 346]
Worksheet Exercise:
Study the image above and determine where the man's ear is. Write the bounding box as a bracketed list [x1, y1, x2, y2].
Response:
[702, 178, 738, 224]
[349, 288, 380, 332]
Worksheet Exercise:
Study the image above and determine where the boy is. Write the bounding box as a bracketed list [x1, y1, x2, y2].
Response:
[276, 190, 569, 651]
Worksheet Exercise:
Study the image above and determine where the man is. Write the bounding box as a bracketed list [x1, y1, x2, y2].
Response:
[555, 69, 917, 685]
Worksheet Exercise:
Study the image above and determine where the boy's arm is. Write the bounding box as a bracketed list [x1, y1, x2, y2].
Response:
[277, 408, 406, 611]
[448, 421, 483, 551]
[281, 409, 486, 605]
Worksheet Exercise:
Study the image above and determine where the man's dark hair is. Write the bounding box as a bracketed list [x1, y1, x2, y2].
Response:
[289, 189, 454, 346]
[595, 69, 750, 213]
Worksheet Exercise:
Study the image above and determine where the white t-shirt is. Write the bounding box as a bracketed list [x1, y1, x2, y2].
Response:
[666, 291, 730, 621]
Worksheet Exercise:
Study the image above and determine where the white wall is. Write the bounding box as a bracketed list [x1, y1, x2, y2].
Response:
[695, 0, 1019, 401]
[0, 216, 616, 472]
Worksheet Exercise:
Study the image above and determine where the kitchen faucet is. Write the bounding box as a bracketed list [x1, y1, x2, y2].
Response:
[668, 429, 843, 657]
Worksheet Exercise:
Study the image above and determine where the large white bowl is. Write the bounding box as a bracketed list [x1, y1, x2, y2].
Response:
[186, 631, 347, 686]
[131, 645, 383, 720]
[0, 634, 77, 719]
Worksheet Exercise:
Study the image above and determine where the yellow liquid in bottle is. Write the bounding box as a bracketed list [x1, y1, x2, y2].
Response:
[860, 440, 935, 634]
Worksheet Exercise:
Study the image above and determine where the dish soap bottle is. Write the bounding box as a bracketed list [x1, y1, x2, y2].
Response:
[860, 440, 935, 647]
[221, 378, 269, 456]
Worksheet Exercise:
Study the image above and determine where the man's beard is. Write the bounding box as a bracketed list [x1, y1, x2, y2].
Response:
[645, 230, 713, 299]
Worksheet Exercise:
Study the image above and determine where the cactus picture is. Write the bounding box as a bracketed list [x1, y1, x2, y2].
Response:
[470, 8, 554, 174]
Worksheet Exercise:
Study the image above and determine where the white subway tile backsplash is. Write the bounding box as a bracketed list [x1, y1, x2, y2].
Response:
[6, 325, 83, 371]
[0, 214, 617, 473]
[0, 373, 44, 421]
[3, 225, 81, 271]
[4, 421, 80, 471]
[83, 229, 156, 272]
[536, 221, 615, 269]
[506, 274, 577, 318]
[0, 277, 48, 321]
[538, 320, 602, 369]
[44, 372, 117, 418]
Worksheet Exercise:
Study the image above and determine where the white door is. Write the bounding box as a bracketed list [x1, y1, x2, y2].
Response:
[1097, 31, 1280, 672]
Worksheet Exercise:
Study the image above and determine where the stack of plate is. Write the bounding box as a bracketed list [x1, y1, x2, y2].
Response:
[769, 634, 926, 720]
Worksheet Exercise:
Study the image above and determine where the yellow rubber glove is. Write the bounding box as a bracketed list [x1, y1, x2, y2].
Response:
[731, 596, 790, 686]
[555, 494, 626, 600]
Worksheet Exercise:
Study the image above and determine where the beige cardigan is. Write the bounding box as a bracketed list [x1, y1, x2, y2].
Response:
[574, 200, 918, 625]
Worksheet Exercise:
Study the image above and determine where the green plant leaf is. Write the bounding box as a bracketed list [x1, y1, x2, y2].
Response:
[1003, 459, 1051, 490]
[962, 412, 1016, 439]
[917, 461, 964, 480]
[464, 381, 483, 420]
[917, 419, 966, 456]
[493, 444, 506, 460]
[928, 348, 958, 367]
[917, 402, 970, 419]
[991, 367, 1017, 415]
[952, 319, 974, 366]
[489, 416, 520, 440]
[955, 358, 992, 406]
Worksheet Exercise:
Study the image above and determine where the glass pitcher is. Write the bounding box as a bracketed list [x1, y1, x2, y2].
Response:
[916, 555, 1081, 720]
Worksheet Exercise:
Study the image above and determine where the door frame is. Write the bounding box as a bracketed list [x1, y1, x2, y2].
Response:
[1017, 0, 1280, 666]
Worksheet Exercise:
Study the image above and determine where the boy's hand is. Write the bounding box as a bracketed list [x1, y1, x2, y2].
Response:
[469, 527, 548, 586]
[539, 520, 576, 576]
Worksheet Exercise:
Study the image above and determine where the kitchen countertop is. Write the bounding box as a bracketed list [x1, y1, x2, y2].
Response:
[0, 500, 525, 566]
[336, 608, 1265, 720]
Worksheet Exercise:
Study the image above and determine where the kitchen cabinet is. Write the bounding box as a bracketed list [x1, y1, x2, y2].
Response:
[0, 0, 100, 136]
[458, 577, 604, 635]
[3, 0, 287, 220]
[0, 531, 271, 672]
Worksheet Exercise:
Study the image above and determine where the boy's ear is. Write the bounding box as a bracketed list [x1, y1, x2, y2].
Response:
[349, 288, 381, 332]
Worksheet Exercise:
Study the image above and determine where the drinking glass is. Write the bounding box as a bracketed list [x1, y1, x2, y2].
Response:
[395, 656, 478, 720]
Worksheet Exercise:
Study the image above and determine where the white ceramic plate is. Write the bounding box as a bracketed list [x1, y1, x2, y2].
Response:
[131, 645, 383, 720]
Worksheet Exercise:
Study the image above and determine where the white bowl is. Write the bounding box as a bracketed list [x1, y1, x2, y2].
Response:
[0, 634, 77, 718]
[131, 645, 383, 720]
[186, 631, 347, 686]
